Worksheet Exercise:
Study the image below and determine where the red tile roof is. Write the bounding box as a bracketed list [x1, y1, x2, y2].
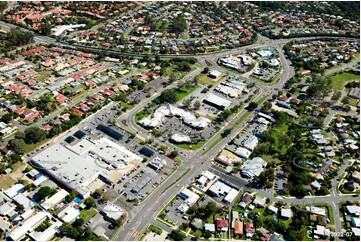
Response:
[234, 221, 243, 234]
[245, 222, 255, 232]
[55, 94, 68, 103]
[71, 108, 84, 116]
[215, 219, 228, 228]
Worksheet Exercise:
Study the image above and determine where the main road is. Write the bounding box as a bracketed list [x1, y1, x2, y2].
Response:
[113, 36, 359, 240]
[1, 19, 358, 240]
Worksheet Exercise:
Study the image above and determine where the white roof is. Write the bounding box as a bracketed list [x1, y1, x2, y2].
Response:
[223, 189, 239, 204]
[0, 202, 15, 215]
[203, 171, 216, 180]
[52, 24, 86, 36]
[8, 211, 50, 241]
[4, 184, 24, 198]
[257, 49, 273, 57]
[32, 220, 63, 241]
[241, 157, 267, 178]
[102, 203, 125, 220]
[13, 193, 36, 211]
[20, 209, 34, 220]
[234, 147, 251, 158]
[197, 176, 207, 185]
[179, 188, 199, 206]
[33, 175, 48, 186]
[306, 206, 326, 216]
[170, 133, 191, 143]
[314, 225, 330, 237]
[59, 205, 80, 223]
[204, 93, 232, 109]
[268, 205, 278, 214]
[41, 189, 69, 210]
[281, 208, 293, 218]
[139, 104, 211, 129]
[253, 195, 266, 207]
[205, 223, 216, 232]
[177, 203, 190, 213]
[311, 180, 321, 189]
[209, 181, 232, 196]
[346, 205, 360, 216]
[243, 136, 259, 151]
[209, 70, 222, 78]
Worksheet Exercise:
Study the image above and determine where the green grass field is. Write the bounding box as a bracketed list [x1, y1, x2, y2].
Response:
[331, 72, 360, 91]
[270, 123, 289, 155]
[175, 84, 199, 101]
[23, 139, 50, 154]
[202, 136, 223, 155]
[79, 208, 97, 222]
[135, 109, 151, 123]
[197, 74, 218, 86]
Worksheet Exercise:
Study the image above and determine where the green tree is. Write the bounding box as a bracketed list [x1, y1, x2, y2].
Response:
[1, 113, 12, 123]
[158, 89, 177, 104]
[9, 139, 27, 154]
[170, 15, 187, 34]
[40, 22, 52, 35]
[24, 126, 46, 144]
[193, 100, 201, 110]
[221, 128, 233, 138]
[37, 186, 52, 200]
[247, 102, 258, 111]
[84, 197, 95, 208]
[170, 150, 179, 158]
[167, 230, 186, 241]
[74, 218, 85, 226]
[202, 67, 209, 74]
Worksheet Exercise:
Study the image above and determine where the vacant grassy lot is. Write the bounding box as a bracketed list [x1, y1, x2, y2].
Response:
[331, 72, 360, 91]
[270, 123, 289, 155]
[80, 208, 97, 222]
[197, 74, 218, 86]
[174, 84, 199, 101]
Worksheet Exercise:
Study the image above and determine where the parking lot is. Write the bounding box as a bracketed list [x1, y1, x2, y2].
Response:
[155, 116, 219, 144]
[274, 166, 287, 196]
[162, 190, 221, 226]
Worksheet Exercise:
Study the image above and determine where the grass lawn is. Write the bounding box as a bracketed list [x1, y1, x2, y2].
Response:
[175, 84, 199, 101]
[135, 109, 151, 123]
[36, 70, 52, 82]
[330, 72, 360, 91]
[79, 208, 97, 222]
[174, 140, 205, 150]
[10, 162, 25, 172]
[118, 101, 134, 110]
[197, 74, 218, 86]
[270, 123, 289, 154]
[232, 111, 251, 128]
[348, 98, 358, 106]
[0, 175, 16, 189]
[202, 136, 223, 155]
[23, 139, 50, 154]
[261, 155, 282, 165]
[256, 94, 269, 105]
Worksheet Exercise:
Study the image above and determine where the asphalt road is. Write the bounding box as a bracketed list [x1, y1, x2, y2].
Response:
[0, 19, 358, 240]
[114, 36, 359, 240]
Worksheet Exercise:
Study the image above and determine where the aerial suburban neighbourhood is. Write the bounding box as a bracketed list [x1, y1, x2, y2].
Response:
[0, 1, 359, 241]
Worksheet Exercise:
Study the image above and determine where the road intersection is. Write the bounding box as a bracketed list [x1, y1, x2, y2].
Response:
[1, 19, 359, 240]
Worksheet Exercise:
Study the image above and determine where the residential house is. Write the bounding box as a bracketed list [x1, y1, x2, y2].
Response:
[215, 219, 228, 232]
